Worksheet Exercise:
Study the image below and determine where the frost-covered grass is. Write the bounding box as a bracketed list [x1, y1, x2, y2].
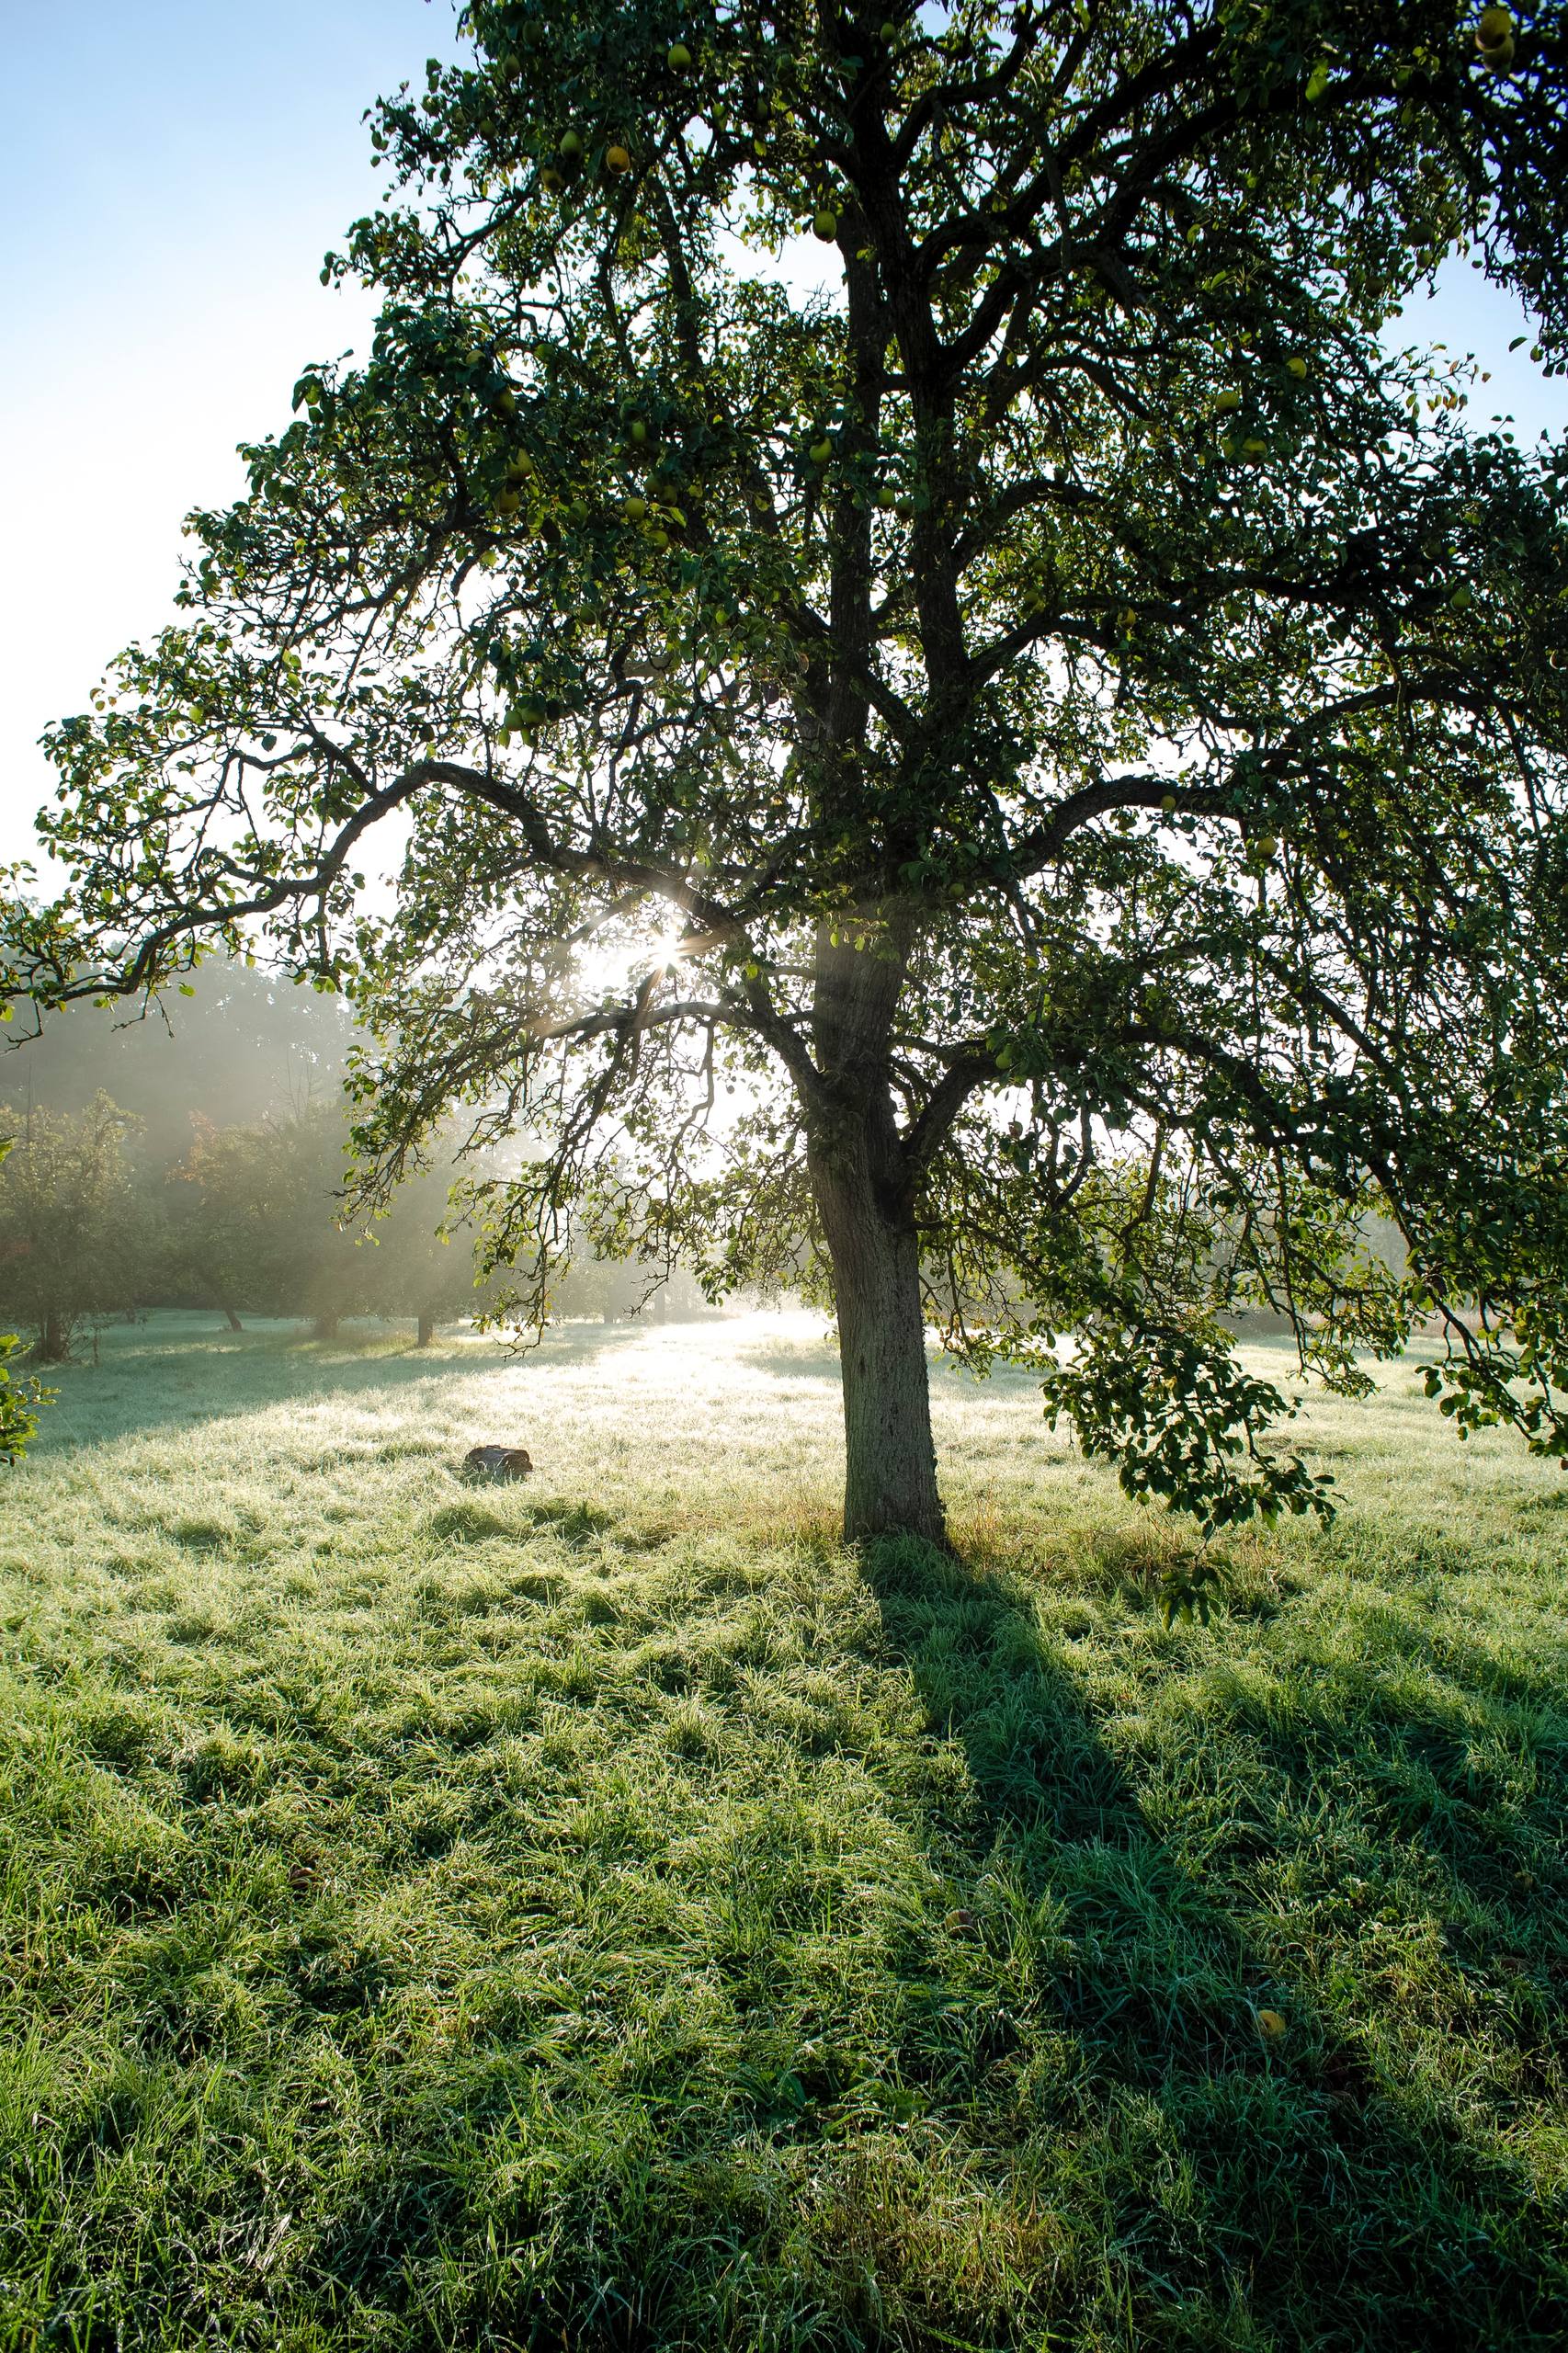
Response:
[1, 1311, 1564, 2351]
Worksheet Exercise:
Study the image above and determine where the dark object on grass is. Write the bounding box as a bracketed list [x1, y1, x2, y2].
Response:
[463, 1444, 533, 1480]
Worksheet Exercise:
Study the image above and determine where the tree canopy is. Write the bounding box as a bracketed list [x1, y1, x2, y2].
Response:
[9, 0, 1568, 1542]
[0, 1097, 139, 1364]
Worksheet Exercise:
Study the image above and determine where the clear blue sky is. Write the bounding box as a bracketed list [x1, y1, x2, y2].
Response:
[1, 0, 461, 864]
[1, 1, 1560, 866]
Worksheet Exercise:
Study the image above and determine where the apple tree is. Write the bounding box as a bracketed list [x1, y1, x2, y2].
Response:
[0, 1097, 141, 1364]
[167, 1105, 383, 1339]
[12, 0, 1568, 1543]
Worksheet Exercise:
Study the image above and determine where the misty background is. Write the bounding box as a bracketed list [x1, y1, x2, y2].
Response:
[0, 969, 710, 1355]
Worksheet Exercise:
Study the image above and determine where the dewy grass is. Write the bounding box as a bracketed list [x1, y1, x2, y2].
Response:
[0, 1312, 1563, 2352]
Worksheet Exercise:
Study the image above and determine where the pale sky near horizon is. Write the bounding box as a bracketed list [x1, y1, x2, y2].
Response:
[2, 0, 1561, 872]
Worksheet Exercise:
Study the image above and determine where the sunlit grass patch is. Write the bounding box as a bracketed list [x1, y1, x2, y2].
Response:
[0, 1312, 1563, 2350]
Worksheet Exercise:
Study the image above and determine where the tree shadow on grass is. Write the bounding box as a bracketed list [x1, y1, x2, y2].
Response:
[861, 1533, 1568, 2353]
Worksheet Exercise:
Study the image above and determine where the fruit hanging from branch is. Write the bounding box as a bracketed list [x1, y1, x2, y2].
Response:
[1475, 6, 1515, 67]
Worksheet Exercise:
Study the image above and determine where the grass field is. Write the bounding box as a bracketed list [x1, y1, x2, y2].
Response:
[0, 1310, 1564, 2353]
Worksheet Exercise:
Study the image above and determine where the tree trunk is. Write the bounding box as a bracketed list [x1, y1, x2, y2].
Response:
[811, 1142, 946, 1545]
[312, 1313, 340, 1342]
[804, 915, 948, 1548]
[36, 1308, 73, 1365]
[416, 1312, 436, 1347]
[222, 1306, 244, 1334]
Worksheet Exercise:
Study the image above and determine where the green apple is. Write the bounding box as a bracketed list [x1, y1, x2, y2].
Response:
[667, 40, 692, 68]
[812, 207, 838, 241]
[1475, 6, 1515, 65]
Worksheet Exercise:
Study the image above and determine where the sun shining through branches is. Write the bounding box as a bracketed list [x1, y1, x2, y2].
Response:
[7, 0, 1568, 1544]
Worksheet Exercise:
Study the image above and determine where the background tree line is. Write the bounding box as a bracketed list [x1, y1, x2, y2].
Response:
[0, 962, 708, 1361]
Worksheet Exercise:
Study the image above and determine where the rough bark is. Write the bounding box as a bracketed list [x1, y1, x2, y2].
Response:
[812, 1139, 947, 1545]
[416, 1311, 436, 1347]
[808, 915, 947, 1548]
[222, 1306, 244, 1334]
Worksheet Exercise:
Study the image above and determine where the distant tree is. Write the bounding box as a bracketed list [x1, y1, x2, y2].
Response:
[169, 1104, 507, 1343]
[14, 0, 1568, 1542]
[166, 1115, 278, 1329]
[0, 1097, 140, 1362]
[369, 1149, 490, 1344]
[274, 1111, 380, 1339]
[170, 1105, 375, 1337]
